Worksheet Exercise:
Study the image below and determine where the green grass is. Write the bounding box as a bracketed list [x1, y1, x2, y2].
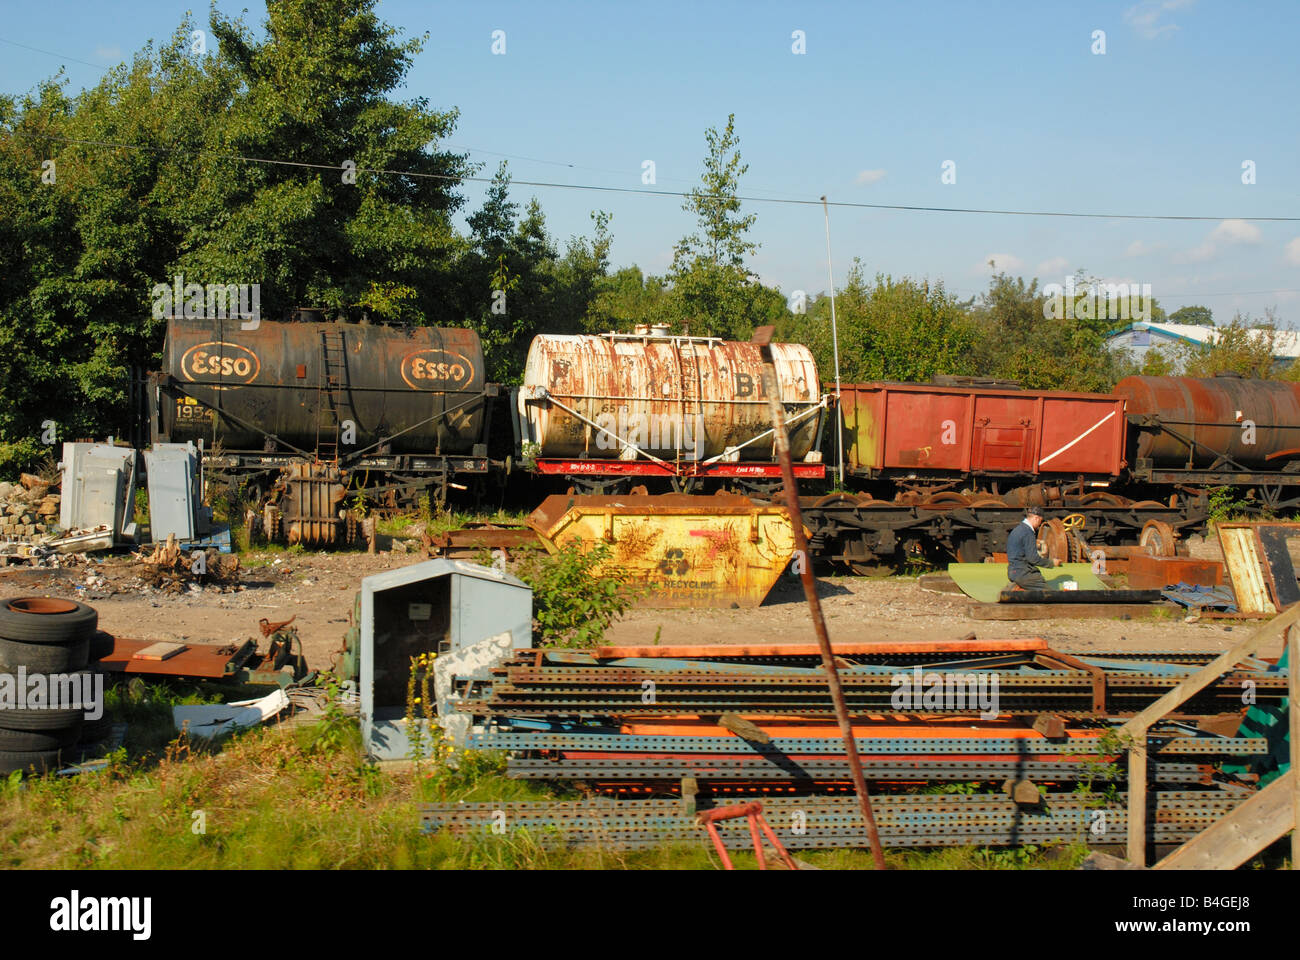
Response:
[375, 506, 531, 542]
[0, 700, 1119, 870]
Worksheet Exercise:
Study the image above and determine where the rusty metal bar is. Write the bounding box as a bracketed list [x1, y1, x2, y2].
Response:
[753, 324, 886, 871]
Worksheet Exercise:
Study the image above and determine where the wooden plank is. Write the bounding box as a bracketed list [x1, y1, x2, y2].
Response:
[1119, 603, 1300, 866]
[1031, 714, 1066, 739]
[1002, 778, 1040, 805]
[717, 714, 772, 743]
[1120, 604, 1300, 737]
[1128, 734, 1148, 865]
[969, 602, 1178, 621]
[998, 589, 1161, 604]
[1218, 525, 1277, 615]
[1249, 524, 1300, 609]
[131, 641, 188, 661]
[1154, 775, 1294, 870]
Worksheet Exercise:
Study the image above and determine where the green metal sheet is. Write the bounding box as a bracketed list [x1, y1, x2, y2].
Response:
[946, 563, 1108, 604]
[1224, 644, 1290, 786]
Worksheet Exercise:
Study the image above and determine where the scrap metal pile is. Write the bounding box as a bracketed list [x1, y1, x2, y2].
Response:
[454, 640, 1285, 720]
[422, 636, 1287, 851]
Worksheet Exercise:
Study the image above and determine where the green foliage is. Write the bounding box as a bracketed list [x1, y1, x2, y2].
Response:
[311, 668, 357, 757]
[1169, 305, 1213, 326]
[976, 844, 1041, 868]
[1207, 486, 1246, 523]
[513, 539, 640, 647]
[665, 113, 769, 341]
[0, 0, 470, 448]
[967, 272, 1133, 392]
[779, 260, 976, 383]
[0, 439, 46, 479]
[1179, 314, 1279, 379]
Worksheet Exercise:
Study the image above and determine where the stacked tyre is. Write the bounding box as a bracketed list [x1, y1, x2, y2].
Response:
[79, 630, 116, 752]
[0, 598, 98, 775]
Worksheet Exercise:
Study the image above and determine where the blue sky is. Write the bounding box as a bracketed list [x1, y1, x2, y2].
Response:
[2, 0, 1298, 322]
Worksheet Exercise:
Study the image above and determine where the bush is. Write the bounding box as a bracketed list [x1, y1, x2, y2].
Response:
[513, 539, 640, 647]
[0, 439, 47, 479]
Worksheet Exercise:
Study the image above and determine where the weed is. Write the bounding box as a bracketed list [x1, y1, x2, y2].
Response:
[513, 539, 642, 647]
[310, 668, 356, 756]
[404, 652, 445, 767]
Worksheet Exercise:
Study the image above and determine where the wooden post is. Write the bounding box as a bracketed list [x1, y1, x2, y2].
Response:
[1127, 723, 1149, 865]
[1119, 602, 1300, 864]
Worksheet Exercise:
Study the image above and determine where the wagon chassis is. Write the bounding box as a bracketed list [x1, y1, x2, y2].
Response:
[796, 500, 1203, 573]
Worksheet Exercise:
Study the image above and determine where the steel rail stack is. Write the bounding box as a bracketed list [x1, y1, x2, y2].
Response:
[419, 637, 1289, 853]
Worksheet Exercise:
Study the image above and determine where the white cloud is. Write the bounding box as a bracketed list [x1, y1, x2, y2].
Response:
[1124, 0, 1195, 39]
[1211, 218, 1261, 245]
[1177, 218, 1261, 263]
[855, 169, 887, 185]
[981, 253, 1025, 273]
[1286, 237, 1300, 266]
[1036, 257, 1068, 276]
[1126, 240, 1158, 257]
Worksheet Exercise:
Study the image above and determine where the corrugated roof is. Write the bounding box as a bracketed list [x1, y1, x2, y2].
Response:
[1107, 323, 1300, 359]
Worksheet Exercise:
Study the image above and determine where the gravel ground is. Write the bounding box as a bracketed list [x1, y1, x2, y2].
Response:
[0, 532, 1276, 674]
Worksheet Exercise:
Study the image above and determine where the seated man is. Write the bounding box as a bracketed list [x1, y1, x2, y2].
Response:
[1006, 505, 1060, 590]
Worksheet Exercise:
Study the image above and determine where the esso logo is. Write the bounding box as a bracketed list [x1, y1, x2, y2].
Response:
[401, 349, 476, 390]
[180, 342, 260, 388]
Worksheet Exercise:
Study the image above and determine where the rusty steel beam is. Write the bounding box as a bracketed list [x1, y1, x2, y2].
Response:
[753, 324, 886, 871]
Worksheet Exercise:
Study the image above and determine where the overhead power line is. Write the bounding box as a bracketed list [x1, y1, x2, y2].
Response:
[0, 36, 109, 70]
[5, 130, 1299, 223]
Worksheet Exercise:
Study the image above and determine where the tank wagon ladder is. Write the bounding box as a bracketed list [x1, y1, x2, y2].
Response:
[315, 329, 347, 464]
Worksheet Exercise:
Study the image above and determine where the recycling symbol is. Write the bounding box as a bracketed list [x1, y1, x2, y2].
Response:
[657, 548, 689, 577]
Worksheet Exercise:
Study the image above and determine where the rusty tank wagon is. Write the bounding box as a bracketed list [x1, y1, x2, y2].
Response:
[149, 312, 501, 546]
[515, 327, 828, 494]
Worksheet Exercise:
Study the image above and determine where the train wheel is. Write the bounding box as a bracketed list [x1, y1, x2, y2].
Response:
[1140, 520, 1177, 556]
[1130, 500, 1166, 510]
[813, 493, 858, 508]
[1079, 491, 1126, 507]
[921, 492, 970, 507]
[955, 538, 984, 563]
[967, 498, 1007, 508]
[1036, 518, 1070, 564]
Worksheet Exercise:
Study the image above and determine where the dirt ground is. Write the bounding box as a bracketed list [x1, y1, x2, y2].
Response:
[0, 532, 1275, 674]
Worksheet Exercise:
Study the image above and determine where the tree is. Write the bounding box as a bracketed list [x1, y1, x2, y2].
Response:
[1169, 305, 1214, 327]
[1180, 314, 1277, 379]
[777, 261, 976, 383]
[966, 272, 1134, 392]
[0, 0, 472, 469]
[667, 114, 763, 340]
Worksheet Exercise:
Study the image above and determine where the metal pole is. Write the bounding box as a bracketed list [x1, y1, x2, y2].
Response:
[821, 196, 843, 489]
[752, 324, 886, 870]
